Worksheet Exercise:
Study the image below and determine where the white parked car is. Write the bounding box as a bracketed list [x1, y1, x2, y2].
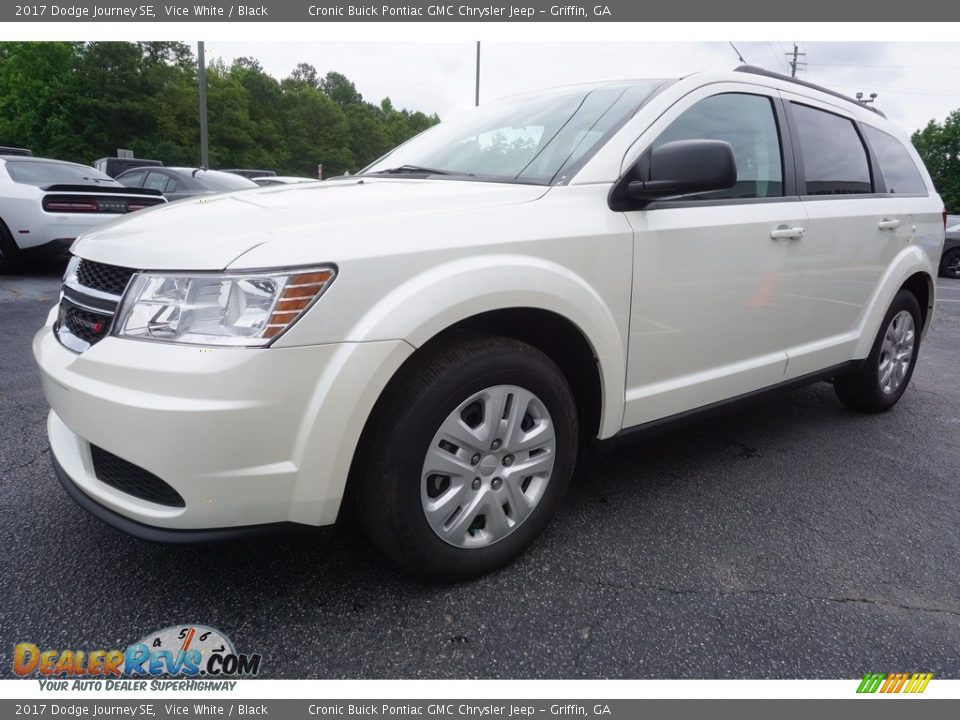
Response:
[0, 156, 166, 273]
[34, 68, 945, 580]
[252, 176, 322, 187]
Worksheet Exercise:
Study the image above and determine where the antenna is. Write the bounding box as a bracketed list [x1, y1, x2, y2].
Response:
[728, 42, 747, 65]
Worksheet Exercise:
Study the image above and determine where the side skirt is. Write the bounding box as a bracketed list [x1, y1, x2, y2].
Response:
[604, 361, 859, 450]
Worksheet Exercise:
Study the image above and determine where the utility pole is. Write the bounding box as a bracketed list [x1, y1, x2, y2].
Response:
[198, 41, 209, 170]
[786, 43, 806, 78]
[475, 41, 480, 107]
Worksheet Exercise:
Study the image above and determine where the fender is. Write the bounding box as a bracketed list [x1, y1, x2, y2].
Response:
[853, 245, 935, 359]
[283, 254, 628, 525]
[340, 253, 628, 439]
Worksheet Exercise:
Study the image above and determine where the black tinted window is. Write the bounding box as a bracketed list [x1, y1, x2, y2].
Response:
[117, 170, 145, 188]
[792, 104, 872, 195]
[863, 126, 926, 195]
[6, 161, 117, 186]
[144, 171, 171, 192]
[654, 93, 783, 199]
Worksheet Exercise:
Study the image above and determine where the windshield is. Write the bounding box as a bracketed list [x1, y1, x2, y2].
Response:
[362, 82, 662, 184]
[193, 171, 259, 191]
[5, 161, 118, 186]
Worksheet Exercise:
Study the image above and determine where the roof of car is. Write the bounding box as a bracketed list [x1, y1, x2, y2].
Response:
[0, 155, 90, 165]
[257, 176, 321, 183]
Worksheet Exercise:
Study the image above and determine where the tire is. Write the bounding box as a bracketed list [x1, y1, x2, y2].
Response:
[0, 219, 23, 275]
[352, 334, 578, 582]
[940, 248, 960, 279]
[834, 289, 922, 413]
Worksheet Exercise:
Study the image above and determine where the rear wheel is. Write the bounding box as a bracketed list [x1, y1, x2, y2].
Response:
[834, 289, 921, 413]
[353, 335, 578, 581]
[940, 248, 960, 279]
[0, 219, 23, 275]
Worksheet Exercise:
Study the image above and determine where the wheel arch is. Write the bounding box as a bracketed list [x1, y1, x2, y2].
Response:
[332, 254, 628, 439]
[404, 307, 605, 444]
[853, 248, 936, 357]
[901, 270, 933, 334]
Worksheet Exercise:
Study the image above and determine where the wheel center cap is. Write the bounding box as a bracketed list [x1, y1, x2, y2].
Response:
[478, 455, 499, 477]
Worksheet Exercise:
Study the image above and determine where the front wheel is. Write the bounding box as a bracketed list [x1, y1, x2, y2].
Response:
[353, 335, 578, 582]
[834, 289, 922, 413]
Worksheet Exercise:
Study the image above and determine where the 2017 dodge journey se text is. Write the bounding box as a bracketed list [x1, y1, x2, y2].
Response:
[34, 67, 945, 580]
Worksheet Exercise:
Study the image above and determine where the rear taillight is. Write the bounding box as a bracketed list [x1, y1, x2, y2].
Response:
[44, 199, 98, 212]
[126, 202, 149, 212]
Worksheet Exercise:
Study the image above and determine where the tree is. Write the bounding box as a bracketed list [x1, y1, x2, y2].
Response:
[0, 42, 439, 176]
[0, 42, 87, 161]
[912, 112, 960, 213]
[320, 71, 362, 106]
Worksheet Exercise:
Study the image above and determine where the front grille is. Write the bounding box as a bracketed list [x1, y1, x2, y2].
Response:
[90, 446, 185, 508]
[57, 259, 140, 352]
[61, 301, 111, 345]
[76, 259, 137, 296]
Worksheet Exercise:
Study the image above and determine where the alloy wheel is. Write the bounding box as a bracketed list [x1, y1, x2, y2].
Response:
[878, 310, 915, 395]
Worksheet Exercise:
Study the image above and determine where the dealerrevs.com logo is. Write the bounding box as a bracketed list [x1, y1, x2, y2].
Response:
[14, 625, 262, 690]
[856, 672, 933, 694]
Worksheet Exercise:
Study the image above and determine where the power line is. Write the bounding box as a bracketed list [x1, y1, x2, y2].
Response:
[806, 61, 952, 70]
[767, 42, 789, 74]
[818, 79, 960, 99]
[807, 63, 960, 79]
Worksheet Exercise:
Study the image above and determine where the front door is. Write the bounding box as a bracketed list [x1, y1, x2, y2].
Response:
[622, 88, 805, 427]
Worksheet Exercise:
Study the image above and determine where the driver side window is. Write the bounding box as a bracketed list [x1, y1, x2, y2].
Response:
[654, 93, 784, 200]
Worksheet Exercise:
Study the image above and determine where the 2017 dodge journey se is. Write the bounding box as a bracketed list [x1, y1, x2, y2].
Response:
[34, 67, 946, 580]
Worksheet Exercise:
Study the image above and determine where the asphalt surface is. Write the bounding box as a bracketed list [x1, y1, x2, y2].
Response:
[1, 259, 958, 679]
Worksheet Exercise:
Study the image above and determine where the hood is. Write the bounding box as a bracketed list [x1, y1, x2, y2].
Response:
[72, 178, 548, 270]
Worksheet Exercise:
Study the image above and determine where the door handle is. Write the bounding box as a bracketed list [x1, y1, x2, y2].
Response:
[878, 218, 901, 230]
[770, 226, 805, 240]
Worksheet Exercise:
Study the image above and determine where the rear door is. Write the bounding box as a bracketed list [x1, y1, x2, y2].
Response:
[861, 122, 943, 285]
[780, 94, 910, 378]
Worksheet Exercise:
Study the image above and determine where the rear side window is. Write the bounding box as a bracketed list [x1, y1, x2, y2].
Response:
[117, 170, 145, 188]
[144, 171, 171, 192]
[653, 93, 784, 199]
[863, 125, 927, 195]
[792, 103, 872, 195]
[5, 161, 116, 186]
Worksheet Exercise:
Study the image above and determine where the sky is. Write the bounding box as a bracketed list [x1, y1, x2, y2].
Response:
[206, 41, 960, 136]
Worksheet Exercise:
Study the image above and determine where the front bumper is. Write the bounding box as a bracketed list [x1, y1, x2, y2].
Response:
[51, 448, 295, 543]
[34, 312, 413, 534]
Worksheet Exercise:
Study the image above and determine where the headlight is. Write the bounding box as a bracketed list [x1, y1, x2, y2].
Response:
[63, 255, 80, 284]
[114, 267, 335, 347]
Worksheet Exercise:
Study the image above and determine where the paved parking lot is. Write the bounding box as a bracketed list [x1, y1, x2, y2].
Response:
[1, 260, 958, 679]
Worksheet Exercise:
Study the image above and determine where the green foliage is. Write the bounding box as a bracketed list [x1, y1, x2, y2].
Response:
[0, 42, 439, 177]
[912, 112, 960, 213]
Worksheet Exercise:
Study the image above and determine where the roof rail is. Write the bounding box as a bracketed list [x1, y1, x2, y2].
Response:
[734, 65, 886, 118]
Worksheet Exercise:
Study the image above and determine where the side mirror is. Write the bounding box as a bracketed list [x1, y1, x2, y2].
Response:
[628, 139, 737, 204]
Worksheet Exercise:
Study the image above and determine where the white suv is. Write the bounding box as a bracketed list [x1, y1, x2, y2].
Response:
[33, 67, 945, 580]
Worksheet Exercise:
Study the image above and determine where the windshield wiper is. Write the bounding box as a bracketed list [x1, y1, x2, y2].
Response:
[367, 164, 462, 177]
